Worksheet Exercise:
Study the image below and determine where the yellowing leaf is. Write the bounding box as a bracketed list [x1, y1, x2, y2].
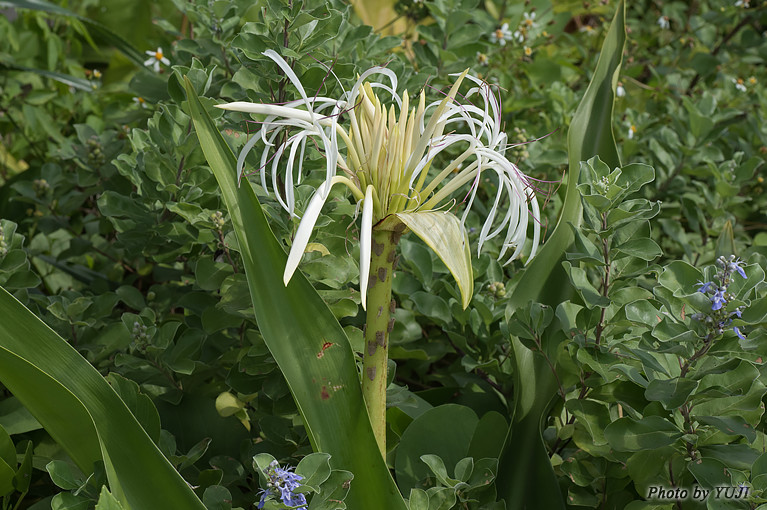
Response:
[395, 211, 473, 309]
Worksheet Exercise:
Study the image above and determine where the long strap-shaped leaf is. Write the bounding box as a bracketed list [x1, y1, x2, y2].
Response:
[183, 78, 408, 510]
[0, 287, 206, 510]
[498, 2, 626, 508]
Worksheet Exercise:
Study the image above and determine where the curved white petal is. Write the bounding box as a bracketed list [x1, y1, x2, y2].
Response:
[283, 185, 333, 286]
[359, 185, 375, 310]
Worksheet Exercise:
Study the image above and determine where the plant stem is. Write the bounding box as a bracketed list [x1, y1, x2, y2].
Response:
[361, 227, 400, 457]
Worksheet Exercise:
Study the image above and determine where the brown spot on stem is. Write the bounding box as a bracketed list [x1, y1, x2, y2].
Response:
[377, 306, 383, 318]
[392, 256, 400, 270]
[388, 317, 395, 332]
[362, 324, 367, 335]
[378, 267, 388, 282]
[367, 367, 376, 381]
[387, 250, 396, 263]
[367, 341, 377, 356]
[394, 222, 406, 233]
[390, 299, 396, 313]
[372, 239, 384, 256]
[368, 274, 377, 289]
[321, 386, 330, 400]
[376, 330, 385, 347]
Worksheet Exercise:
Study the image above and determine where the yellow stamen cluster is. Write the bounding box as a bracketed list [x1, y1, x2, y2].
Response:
[343, 83, 427, 221]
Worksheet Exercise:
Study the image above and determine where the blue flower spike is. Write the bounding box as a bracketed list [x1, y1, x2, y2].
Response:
[257, 460, 307, 509]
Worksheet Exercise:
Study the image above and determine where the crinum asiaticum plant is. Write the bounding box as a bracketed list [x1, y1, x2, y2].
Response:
[216, 50, 541, 454]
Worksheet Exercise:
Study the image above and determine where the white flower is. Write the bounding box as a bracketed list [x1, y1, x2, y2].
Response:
[657, 16, 670, 30]
[490, 23, 513, 46]
[521, 12, 537, 30]
[132, 96, 147, 108]
[628, 124, 637, 139]
[216, 51, 541, 308]
[144, 47, 170, 72]
[476, 52, 489, 66]
[733, 78, 747, 92]
[616, 82, 626, 97]
[735, 0, 750, 7]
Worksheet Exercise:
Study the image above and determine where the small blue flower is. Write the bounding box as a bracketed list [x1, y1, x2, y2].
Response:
[711, 289, 727, 311]
[697, 281, 714, 293]
[734, 326, 746, 340]
[730, 259, 747, 279]
[257, 491, 268, 509]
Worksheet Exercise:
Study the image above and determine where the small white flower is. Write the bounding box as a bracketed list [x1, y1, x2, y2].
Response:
[616, 82, 626, 97]
[490, 23, 513, 46]
[627, 124, 637, 140]
[521, 12, 537, 30]
[657, 16, 670, 30]
[733, 78, 747, 92]
[476, 52, 489, 66]
[144, 47, 170, 72]
[133, 96, 148, 108]
[735, 0, 750, 7]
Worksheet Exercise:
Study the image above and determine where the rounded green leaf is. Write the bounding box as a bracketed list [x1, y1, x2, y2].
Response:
[604, 416, 682, 452]
[395, 404, 478, 494]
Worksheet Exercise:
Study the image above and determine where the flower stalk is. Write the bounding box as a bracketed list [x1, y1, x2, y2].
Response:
[361, 227, 401, 456]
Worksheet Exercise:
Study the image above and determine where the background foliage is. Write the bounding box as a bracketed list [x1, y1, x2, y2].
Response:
[0, 0, 766, 509]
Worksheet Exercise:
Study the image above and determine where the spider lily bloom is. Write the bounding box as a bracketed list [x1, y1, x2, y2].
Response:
[216, 50, 540, 310]
[144, 47, 170, 72]
[216, 50, 541, 455]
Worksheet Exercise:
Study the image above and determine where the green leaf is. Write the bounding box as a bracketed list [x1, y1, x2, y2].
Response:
[604, 416, 682, 451]
[657, 261, 703, 297]
[183, 78, 407, 510]
[202, 486, 232, 510]
[296, 452, 332, 491]
[14, 440, 32, 493]
[396, 211, 473, 309]
[644, 378, 699, 410]
[499, 2, 627, 507]
[0, 287, 206, 509]
[46, 460, 86, 491]
[95, 487, 126, 510]
[394, 404, 477, 494]
[687, 457, 731, 489]
[697, 415, 756, 443]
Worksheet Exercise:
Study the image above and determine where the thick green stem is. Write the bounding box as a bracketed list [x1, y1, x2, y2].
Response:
[362, 226, 401, 456]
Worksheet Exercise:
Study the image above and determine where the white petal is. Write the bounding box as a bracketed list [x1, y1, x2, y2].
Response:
[283, 186, 333, 286]
[359, 185, 375, 310]
[262, 50, 316, 121]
